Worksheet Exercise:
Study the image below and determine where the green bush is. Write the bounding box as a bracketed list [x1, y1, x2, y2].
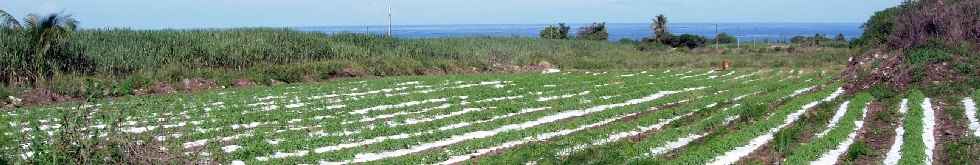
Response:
[670, 34, 707, 49]
[576, 22, 608, 41]
[540, 23, 570, 40]
[904, 46, 951, 65]
[853, 6, 903, 47]
[713, 32, 737, 44]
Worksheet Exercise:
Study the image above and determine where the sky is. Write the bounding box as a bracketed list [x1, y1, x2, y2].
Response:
[0, 0, 902, 29]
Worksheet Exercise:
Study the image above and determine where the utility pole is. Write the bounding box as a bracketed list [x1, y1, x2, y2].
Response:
[714, 24, 719, 49]
[736, 25, 740, 49]
[386, 0, 392, 37]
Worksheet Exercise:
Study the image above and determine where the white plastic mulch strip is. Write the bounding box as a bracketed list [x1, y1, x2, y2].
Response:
[963, 97, 980, 137]
[537, 91, 591, 102]
[784, 86, 816, 99]
[437, 107, 552, 131]
[315, 87, 704, 164]
[557, 102, 740, 157]
[646, 115, 740, 157]
[815, 101, 851, 138]
[257, 107, 552, 160]
[437, 112, 642, 165]
[705, 87, 843, 165]
[883, 99, 909, 165]
[811, 103, 869, 164]
[391, 108, 488, 127]
[556, 105, 689, 157]
[350, 98, 449, 115]
[921, 98, 936, 165]
[356, 104, 452, 123]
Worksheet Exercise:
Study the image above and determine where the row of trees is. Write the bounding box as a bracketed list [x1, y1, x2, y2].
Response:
[539, 15, 861, 50]
[539, 22, 608, 41]
[538, 15, 740, 49]
[789, 33, 849, 46]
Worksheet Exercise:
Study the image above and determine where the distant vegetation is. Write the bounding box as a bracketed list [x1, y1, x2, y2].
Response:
[576, 22, 609, 41]
[539, 23, 570, 40]
[0, 9, 856, 103]
[788, 33, 850, 48]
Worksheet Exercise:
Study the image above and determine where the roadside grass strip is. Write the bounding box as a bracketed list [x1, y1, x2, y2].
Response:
[444, 70, 823, 164]
[883, 99, 909, 165]
[964, 96, 979, 137]
[896, 91, 936, 165]
[783, 93, 872, 164]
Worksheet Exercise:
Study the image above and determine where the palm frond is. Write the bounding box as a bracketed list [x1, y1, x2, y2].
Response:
[0, 9, 21, 30]
[24, 14, 39, 30]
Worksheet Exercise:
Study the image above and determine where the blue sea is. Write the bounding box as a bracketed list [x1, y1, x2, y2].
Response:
[296, 23, 863, 42]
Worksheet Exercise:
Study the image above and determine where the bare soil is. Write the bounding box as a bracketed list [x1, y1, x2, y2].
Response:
[932, 99, 968, 165]
[848, 102, 896, 164]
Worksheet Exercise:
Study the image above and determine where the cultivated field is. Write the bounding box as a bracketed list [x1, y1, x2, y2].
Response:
[2, 69, 977, 164]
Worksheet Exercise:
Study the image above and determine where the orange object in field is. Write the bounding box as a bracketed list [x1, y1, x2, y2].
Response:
[720, 60, 732, 71]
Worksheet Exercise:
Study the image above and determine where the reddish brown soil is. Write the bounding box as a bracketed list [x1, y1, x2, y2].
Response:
[330, 67, 369, 78]
[735, 143, 779, 165]
[232, 79, 257, 87]
[932, 99, 968, 165]
[179, 78, 218, 92]
[17, 88, 71, 106]
[848, 101, 896, 164]
[149, 82, 177, 94]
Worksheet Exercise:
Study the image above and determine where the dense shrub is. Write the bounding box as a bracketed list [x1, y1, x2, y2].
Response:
[576, 22, 608, 41]
[714, 32, 737, 44]
[843, 0, 980, 92]
[669, 34, 708, 49]
[852, 5, 904, 47]
[834, 33, 847, 42]
[539, 23, 570, 40]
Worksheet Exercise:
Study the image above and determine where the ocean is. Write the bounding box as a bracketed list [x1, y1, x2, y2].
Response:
[296, 23, 864, 42]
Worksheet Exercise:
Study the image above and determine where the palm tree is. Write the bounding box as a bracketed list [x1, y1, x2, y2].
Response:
[25, 13, 79, 86]
[0, 9, 79, 86]
[0, 9, 21, 30]
[653, 14, 670, 44]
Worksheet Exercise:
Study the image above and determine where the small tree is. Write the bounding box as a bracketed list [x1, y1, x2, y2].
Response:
[577, 22, 608, 41]
[652, 15, 671, 44]
[539, 23, 570, 39]
[0, 10, 84, 87]
[834, 33, 847, 42]
[714, 32, 737, 44]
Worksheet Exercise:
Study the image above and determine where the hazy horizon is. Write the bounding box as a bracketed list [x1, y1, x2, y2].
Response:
[1, 0, 901, 29]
